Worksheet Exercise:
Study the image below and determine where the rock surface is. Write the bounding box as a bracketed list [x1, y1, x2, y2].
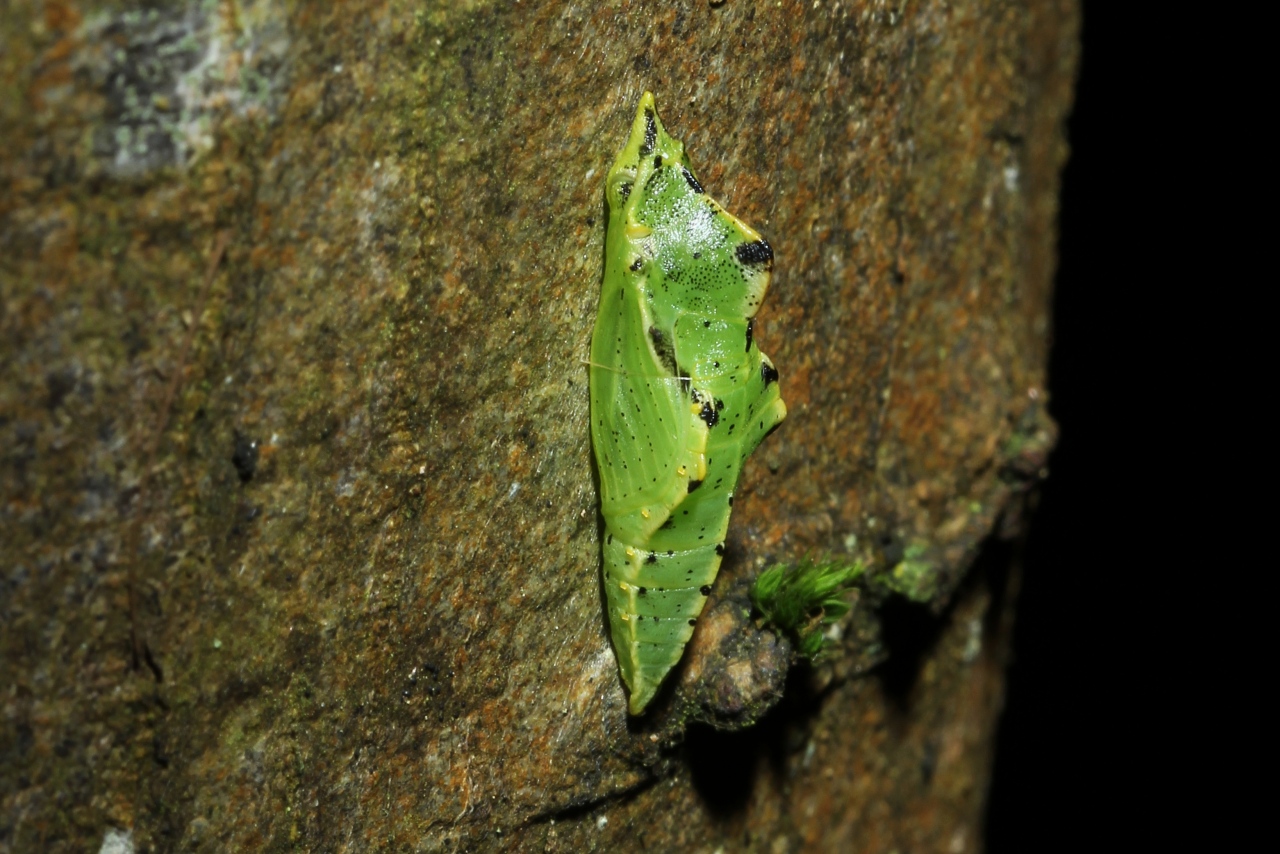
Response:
[1, 0, 1075, 850]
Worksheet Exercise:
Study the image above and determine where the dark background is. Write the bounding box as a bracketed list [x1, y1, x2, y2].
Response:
[985, 5, 1174, 849]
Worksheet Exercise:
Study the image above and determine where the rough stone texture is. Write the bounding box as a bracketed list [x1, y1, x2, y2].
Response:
[1, 1, 1075, 851]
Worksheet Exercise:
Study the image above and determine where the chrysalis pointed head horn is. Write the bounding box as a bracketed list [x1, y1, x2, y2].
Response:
[606, 92, 689, 214]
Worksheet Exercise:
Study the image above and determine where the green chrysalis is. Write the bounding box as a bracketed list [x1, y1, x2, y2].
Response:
[590, 92, 787, 714]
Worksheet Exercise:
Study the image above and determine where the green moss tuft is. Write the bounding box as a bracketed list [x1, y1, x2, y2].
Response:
[751, 557, 864, 660]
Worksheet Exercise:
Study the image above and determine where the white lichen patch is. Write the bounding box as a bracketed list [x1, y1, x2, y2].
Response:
[98, 827, 134, 854]
[355, 156, 408, 291]
[77, 0, 290, 178]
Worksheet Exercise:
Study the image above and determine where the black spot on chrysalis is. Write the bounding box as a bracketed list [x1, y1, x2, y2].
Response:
[681, 166, 704, 193]
[700, 585, 712, 595]
[646, 553, 657, 564]
[745, 318, 755, 352]
[654, 155, 663, 168]
[640, 109, 658, 155]
[688, 619, 697, 626]
[687, 479, 703, 493]
[649, 326, 678, 376]
[630, 257, 644, 271]
[761, 362, 779, 385]
[699, 399, 720, 428]
[639, 586, 648, 594]
[736, 239, 773, 266]
[618, 182, 632, 202]
[715, 543, 725, 556]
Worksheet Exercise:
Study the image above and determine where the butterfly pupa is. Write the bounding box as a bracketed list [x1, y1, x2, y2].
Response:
[590, 92, 786, 714]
